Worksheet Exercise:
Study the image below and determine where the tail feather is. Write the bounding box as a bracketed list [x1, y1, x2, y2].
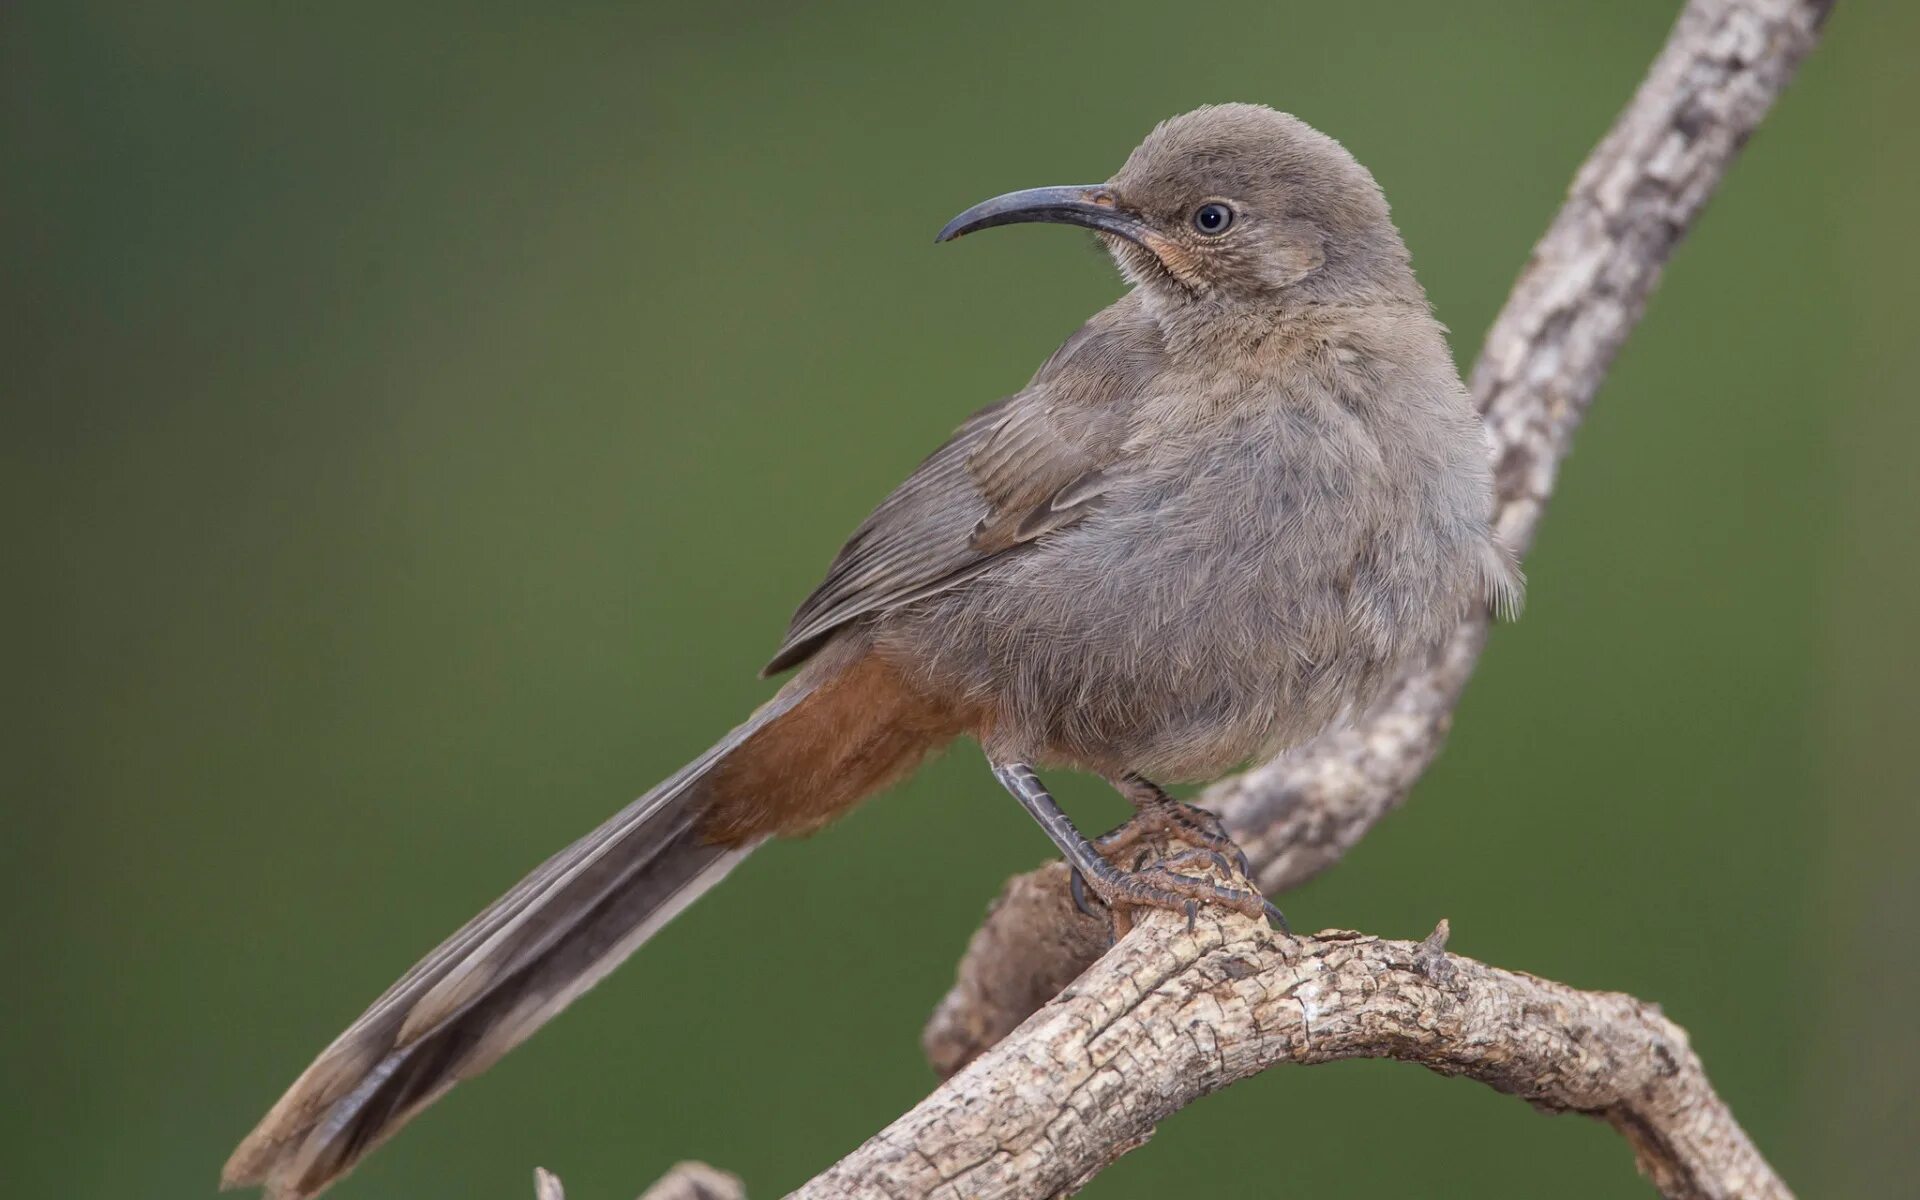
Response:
[224, 647, 966, 1200]
[262, 827, 753, 1198]
[222, 682, 813, 1200]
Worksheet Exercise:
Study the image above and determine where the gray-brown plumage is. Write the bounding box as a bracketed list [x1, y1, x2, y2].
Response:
[224, 103, 1519, 1199]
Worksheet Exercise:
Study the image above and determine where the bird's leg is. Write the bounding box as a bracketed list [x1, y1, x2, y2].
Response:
[1096, 773, 1251, 879]
[991, 761, 1279, 935]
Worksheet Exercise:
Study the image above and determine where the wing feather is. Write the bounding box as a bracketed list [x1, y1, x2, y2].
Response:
[763, 297, 1163, 675]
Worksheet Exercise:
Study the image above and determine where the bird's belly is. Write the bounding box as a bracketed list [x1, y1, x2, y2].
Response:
[883, 474, 1467, 781]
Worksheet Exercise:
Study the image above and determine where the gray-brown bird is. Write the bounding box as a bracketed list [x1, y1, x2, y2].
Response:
[224, 103, 1520, 1198]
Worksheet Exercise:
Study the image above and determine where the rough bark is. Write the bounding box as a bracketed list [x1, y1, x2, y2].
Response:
[812, 911, 1788, 1200]
[923, 0, 1834, 1076]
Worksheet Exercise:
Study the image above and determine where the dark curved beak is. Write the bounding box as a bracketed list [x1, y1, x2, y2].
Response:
[935, 184, 1153, 247]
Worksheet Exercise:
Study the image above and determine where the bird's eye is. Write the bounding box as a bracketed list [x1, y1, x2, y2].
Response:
[1192, 202, 1234, 235]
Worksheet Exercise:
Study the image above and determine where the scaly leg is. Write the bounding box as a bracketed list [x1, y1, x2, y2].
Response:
[991, 761, 1281, 932]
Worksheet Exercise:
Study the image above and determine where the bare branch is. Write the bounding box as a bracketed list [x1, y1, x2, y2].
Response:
[681, 903, 1789, 1199]
[812, 911, 1788, 1200]
[924, 0, 1833, 1075]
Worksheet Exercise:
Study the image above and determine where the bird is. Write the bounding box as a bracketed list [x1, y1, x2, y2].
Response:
[223, 102, 1520, 1199]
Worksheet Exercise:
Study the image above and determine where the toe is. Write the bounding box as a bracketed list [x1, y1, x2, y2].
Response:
[1068, 867, 1105, 919]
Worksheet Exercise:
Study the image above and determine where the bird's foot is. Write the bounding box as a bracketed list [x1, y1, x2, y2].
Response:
[1100, 779, 1253, 879]
[1069, 843, 1286, 939]
[990, 760, 1284, 940]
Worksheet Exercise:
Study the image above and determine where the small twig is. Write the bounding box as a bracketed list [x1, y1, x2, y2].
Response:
[637, 1162, 746, 1200]
[533, 1161, 745, 1200]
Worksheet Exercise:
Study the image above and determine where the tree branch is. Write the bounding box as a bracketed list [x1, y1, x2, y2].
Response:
[606, 911, 1788, 1199]
[922, 0, 1834, 1076]
[807, 911, 1789, 1200]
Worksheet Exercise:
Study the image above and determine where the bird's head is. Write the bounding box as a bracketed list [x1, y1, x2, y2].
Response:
[938, 104, 1416, 314]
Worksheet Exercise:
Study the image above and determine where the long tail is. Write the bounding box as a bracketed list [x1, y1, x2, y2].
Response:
[224, 649, 962, 1200]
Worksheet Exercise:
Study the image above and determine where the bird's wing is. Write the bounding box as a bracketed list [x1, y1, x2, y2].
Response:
[763, 298, 1163, 675]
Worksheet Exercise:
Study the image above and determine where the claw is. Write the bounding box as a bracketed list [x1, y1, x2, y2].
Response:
[1068, 867, 1103, 919]
[1184, 803, 1231, 839]
[1164, 847, 1236, 878]
[1183, 899, 1198, 934]
[1263, 898, 1291, 934]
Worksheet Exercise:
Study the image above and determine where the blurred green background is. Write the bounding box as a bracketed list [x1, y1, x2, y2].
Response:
[6, 2, 1915, 1197]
